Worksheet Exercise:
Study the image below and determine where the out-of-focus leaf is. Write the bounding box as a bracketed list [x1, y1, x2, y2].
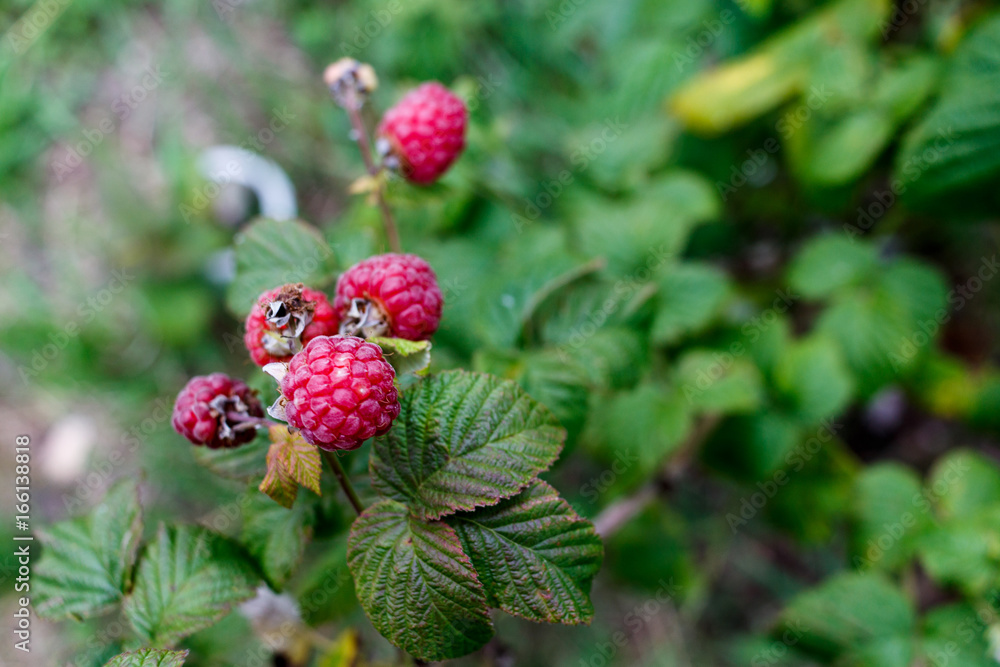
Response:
[774, 335, 855, 424]
[242, 490, 314, 590]
[124, 525, 259, 647]
[787, 235, 879, 299]
[35, 480, 143, 620]
[895, 14, 1000, 202]
[226, 218, 336, 316]
[651, 262, 731, 345]
[675, 350, 764, 414]
[104, 649, 188, 667]
[850, 463, 928, 572]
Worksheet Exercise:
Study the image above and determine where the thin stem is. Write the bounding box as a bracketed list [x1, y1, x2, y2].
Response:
[344, 95, 402, 253]
[322, 450, 365, 516]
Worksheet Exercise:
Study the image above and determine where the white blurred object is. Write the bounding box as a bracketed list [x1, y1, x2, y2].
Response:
[197, 145, 297, 222]
[240, 586, 313, 661]
[39, 414, 98, 485]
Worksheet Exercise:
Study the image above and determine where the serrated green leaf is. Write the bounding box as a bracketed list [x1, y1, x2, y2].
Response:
[192, 434, 269, 481]
[104, 649, 188, 667]
[450, 479, 603, 625]
[369, 337, 432, 376]
[226, 218, 336, 316]
[242, 490, 314, 590]
[123, 524, 260, 647]
[372, 370, 565, 520]
[35, 479, 143, 620]
[347, 499, 494, 661]
[651, 262, 731, 345]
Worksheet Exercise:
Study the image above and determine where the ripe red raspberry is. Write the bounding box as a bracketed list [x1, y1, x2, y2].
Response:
[334, 253, 443, 341]
[172, 373, 264, 448]
[377, 82, 467, 185]
[245, 284, 338, 366]
[279, 336, 400, 451]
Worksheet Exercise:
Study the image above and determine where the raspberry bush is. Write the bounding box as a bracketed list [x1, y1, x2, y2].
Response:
[14, 2, 1000, 666]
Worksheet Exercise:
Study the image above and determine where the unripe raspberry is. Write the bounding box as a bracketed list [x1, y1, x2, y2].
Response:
[377, 82, 467, 185]
[278, 336, 400, 451]
[334, 253, 443, 341]
[172, 373, 264, 448]
[244, 284, 338, 366]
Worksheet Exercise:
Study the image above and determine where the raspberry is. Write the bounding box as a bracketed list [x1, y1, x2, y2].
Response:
[334, 253, 443, 341]
[245, 284, 338, 366]
[278, 336, 400, 451]
[377, 82, 467, 185]
[172, 373, 264, 448]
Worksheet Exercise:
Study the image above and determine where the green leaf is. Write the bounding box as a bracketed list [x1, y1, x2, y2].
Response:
[850, 463, 928, 571]
[774, 335, 855, 424]
[668, 0, 891, 133]
[778, 572, 914, 657]
[895, 14, 1000, 201]
[787, 235, 878, 299]
[926, 449, 1000, 520]
[259, 426, 321, 509]
[35, 479, 143, 620]
[572, 172, 718, 275]
[921, 604, 998, 667]
[449, 480, 603, 625]
[192, 434, 269, 481]
[588, 382, 693, 483]
[369, 336, 432, 376]
[675, 350, 764, 414]
[347, 499, 494, 661]
[124, 525, 260, 647]
[226, 218, 335, 316]
[104, 649, 188, 667]
[651, 262, 731, 345]
[917, 517, 1000, 597]
[242, 490, 314, 590]
[702, 411, 802, 480]
[371, 370, 565, 520]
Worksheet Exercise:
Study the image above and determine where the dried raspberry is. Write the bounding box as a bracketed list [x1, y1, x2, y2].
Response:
[244, 284, 338, 366]
[279, 336, 400, 451]
[172, 373, 264, 448]
[377, 82, 467, 185]
[334, 253, 443, 341]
